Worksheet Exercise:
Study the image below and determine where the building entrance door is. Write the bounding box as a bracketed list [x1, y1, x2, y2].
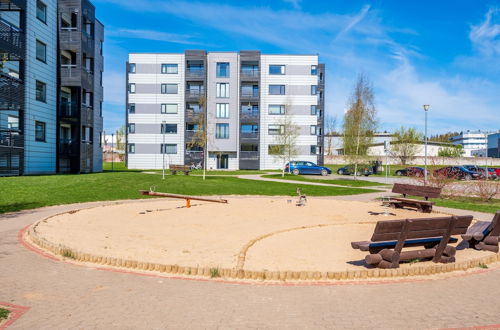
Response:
[217, 154, 229, 169]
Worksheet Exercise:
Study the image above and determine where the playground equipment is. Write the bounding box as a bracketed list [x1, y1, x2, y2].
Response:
[139, 189, 228, 208]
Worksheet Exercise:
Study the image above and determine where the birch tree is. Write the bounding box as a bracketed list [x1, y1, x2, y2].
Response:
[324, 114, 337, 156]
[391, 127, 423, 165]
[187, 96, 208, 180]
[270, 101, 300, 177]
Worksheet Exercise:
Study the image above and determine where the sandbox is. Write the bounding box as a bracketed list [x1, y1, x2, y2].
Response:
[26, 197, 499, 281]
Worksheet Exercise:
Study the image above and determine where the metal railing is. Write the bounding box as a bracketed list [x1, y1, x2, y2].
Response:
[186, 68, 205, 78]
[0, 72, 23, 110]
[239, 151, 259, 160]
[240, 91, 259, 98]
[185, 89, 205, 98]
[240, 69, 259, 78]
[59, 101, 79, 118]
[240, 132, 259, 139]
[0, 129, 23, 148]
[58, 139, 78, 155]
[0, 20, 24, 59]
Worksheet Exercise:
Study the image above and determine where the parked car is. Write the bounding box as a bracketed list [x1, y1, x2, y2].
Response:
[463, 165, 498, 180]
[433, 166, 480, 180]
[490, 168, 500, 177]
[337, 165, 373, 176]
[285, 161, 332, 176]
[395, 167, 427, 177]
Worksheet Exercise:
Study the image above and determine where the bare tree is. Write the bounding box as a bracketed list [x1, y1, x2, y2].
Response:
[187, 96, 208, 180]
[391, 126, 423, 165]
[342, 74, 378, 179]
[324, 114, 337, 156]
[115, 126, 126, 161]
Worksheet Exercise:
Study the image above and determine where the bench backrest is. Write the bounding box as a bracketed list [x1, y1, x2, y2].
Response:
[370, 215, 473, 242]
[392, 183, 442, 199]
[170, 165, 190, 170]
[488, 210, 500, 236]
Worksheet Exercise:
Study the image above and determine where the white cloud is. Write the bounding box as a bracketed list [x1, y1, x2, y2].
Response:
[469, 7, 500, 56]
[282, 0, 301, 10]
[106, 28, 207, 45]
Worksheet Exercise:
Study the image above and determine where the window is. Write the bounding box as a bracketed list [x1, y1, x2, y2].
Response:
[268, 124, 284, 135]
[268, 144, 284, 155]
[216, 123, 229, 139]
[240, 144, 258, 152]
[36, 40, 46, 62]
[129, 83, 136, 93]
[310, 125, 317, 135]
[216, 83, 229, 98]
[35, 81, 46, 102]
[161, 84, 178, 94]
[269, 65, 285, 75]
[186, 123, 199, 131]
[161, 123, 177, 134]
[310, 105, 317, 115]
[241, 124, 258, 133]
[311, 65, 318, 75]
[161, 64, 178, 74]
[269, 85, 285, 95]
[161, 104, 178, 114]
[241, 104, 259, 114]
[161, 144, 177, 154]
[216, 103, 229, 118]
[99, 101, 103, 116]
[36, 0, 47, 23]
[216, 62, 230, 77]
[35, 121, 46, 142]
[128, 144, 135, 154]
[129, 63, 136, 73]
[311, 85, 318, 95]
[310, 145, 317, 155]
[187, 103, 202, 112]
[7, 115, 19, 130]
[128, 123, 135, 134]
[268, 104, 285, 115]
[128, 103, 135, 113]
[186, 144, 203, 152]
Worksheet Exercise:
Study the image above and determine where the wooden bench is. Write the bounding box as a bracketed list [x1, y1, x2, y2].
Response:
[386, 183, 442, 213]
[170, 165, 191, 175]
[351, 215, 473, 268]
[462, 210, 500, 252]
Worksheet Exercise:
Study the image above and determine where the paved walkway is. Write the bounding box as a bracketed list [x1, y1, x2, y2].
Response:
[1, 200, 500, 329]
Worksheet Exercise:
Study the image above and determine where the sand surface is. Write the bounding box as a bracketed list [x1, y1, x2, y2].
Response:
[34, 197, 486, 272]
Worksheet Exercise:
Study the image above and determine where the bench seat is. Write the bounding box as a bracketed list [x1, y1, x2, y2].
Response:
[390, 197, 434, 205]
[352, 236, 458, 252]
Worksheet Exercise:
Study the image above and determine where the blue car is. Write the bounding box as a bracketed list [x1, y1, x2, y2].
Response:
[285, 161, 332, 176]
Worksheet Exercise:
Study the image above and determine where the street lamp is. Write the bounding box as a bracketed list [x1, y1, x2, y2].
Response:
[162, 120, 166, 180]
[423, 104, 430, 185]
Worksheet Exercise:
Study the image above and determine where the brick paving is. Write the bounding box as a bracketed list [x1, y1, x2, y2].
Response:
[1, 201, 500, 329]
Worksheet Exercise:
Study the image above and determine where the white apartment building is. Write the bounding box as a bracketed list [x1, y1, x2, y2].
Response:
[126, 50, 325, 170]
[450, 131, 488, 157]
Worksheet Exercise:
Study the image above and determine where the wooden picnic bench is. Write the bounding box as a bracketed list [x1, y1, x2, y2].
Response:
[351, 215, 473, 268]
[386, 183, 442, 213]
[170, 164, 191, 175]
[462, 210, 500, 253]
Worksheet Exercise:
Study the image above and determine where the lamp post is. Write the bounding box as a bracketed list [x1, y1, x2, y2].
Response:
[111, 133, 114, 171]
[423, 104, 430, 185]
[162, 120, 166, 180]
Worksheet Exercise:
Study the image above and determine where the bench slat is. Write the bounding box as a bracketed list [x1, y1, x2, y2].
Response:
[372, 216, 472, 235]
[372, 227, 469, 242]
[352, 237, 459, 251]
[392, 183, 442, 199]
[390, 198, 434, 205]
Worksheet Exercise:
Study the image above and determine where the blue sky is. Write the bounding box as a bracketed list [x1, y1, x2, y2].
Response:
[94, 0, 500, 135]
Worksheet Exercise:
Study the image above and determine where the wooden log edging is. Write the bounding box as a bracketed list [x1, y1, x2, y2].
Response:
[24, 213, 500, 283]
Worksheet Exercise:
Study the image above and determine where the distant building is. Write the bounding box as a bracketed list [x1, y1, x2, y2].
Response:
[367, 141, 451, 157]
[450, 131, 488, 157]
[326, 132, 393, 155]
[487, 132, 500, 158]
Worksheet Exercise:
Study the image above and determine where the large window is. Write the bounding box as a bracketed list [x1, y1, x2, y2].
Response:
[128, 103, 135, 113]
[216, 123, 229, 139]
[310, 105, 317, 115]
[186, 123, 199, 131]
[36, 40, 46, 63]
[311, 85, 318, 95]
[268, 124, 284, 135]
[161, 104, 178, 114]
[216, 62, 230, 77]
[35, 80, 46, 102]
[161, 84, 178, 94]
[311, 65, 318, 75]
[269, 85, 285, 95]
[268, 104, 285, 115]
[36, 0, 47, 23]
[161, 123, 177, 134]
[128, 143, 135, 154]
[161, 144, 177, 154]
[187, 103, 202, 112]
[216, 103, 229, 118]
[129, 83, 136, 93]
[128, 123, 135, 134]
[35, 121, 46, 142]
[269, 65, 285, 75]
[310, 125, 317, 135]
[310, 145, 317, 155]
[129, 63, 136, 73]
[241, 124, 258, 133]
[216, 83, 229, 98]
[161, 64, 178, 74]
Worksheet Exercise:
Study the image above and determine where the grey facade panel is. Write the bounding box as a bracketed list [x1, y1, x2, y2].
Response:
[287, 85, 314, 95]
[286, 65, 312, 75]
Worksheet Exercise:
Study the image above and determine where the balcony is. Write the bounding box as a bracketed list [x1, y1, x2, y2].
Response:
[0, 20, 24, 59]
[0, 72, 23, 110]
[240, 87, 259, 101]
[185, 150, 204, 165]
[58, 139, 79, 156]
[240, 69, 259, 80]
[0, 0, 26, 10]
[59, 101, 79, 119]
[186, 68, 205, 80]
[239, 151, 259, 160]
[185, 89, 204, 100]
[240, 109, 259, 122]
[0, 130, 23, 148]
[240, 132, 259, 140]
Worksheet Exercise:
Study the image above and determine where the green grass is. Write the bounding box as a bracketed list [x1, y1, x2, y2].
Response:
[433, 197, 500, 214]
[0, 171, 379, 214]
[0, 308, 9, 321]
[210, 267, 221, 278]
[262, 174, 388, 187]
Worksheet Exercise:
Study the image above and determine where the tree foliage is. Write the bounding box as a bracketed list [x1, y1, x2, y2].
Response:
[438, 144, 465, 157]
[429, 132, 459, 143]
[271, 100, 300, 176]
[342, 74, 378, 178]
[390, 126, 423, 165]
[324, 114, 337, 156]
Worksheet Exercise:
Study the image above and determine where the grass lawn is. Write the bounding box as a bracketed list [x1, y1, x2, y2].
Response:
[0, 308, 9, 321]
[0, 172, 379, 214]
[434, 197, 500, 214]
[262, 174, 388, 187]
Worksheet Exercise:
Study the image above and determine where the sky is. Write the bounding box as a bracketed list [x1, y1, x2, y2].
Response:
[93, 0, 500, 135]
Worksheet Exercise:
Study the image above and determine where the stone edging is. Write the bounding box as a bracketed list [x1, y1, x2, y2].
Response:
[25, 209, 500, 282]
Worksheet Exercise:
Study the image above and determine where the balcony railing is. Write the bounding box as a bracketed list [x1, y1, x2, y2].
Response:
[240, 69, 259, 79]
[0, 20, 24, 59]
[0, 72, 23, 110]
[240, 110, 259, 121]
[240, 91, 259, 99]
[59, 101, 79, 118]
[185, 89, 204, 98]
[239, 151, 259, 160]
[186, 69, 205, 79]
[0, 0, 25, 10]
[240, 132, 259, 140]
[59, 139, 78, 155]
[0, 130, 23, 148]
